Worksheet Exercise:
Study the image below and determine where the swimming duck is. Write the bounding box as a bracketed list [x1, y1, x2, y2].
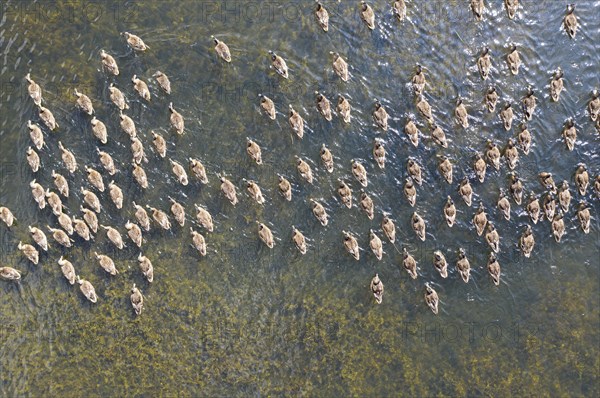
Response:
[574, 164, 589, 195]
[100, 49, 119, 75]
[342, 231, 360, 260]
[352, 160, 368, 187]
[543, 193, 556, 222]
[424, 284, 439, 314]
[337, 180, 352, 208]
[153, 71, 171, 94]
[504, 0, 518, 19]
[130, 136, 145, 165]
[455, 99, 469, 128]
[589, 90, 600, 121]
[485, 86, 498, 113]
[194, 204, 214, 232]
[558, 181, 571, 212]
[268, 51, 289, 79]
[212, 36, 231, 62]
[278, 175, 292, 201]
[539, 172, 556, 193]
[244, 180, 265, 205]
[257, 222, 275, 248]
[81, 188, 100, 213]
[370, 274, 384, 304]
[130, 284, 144, 315]
[85, 166, 104, 192]
[122, 32, 148, 51]
[330, 52, 349, 82]
[430, 124, 447, 148]
[394, 0, 406, 21]
[310, 199, 329, 226]
[552, 212, 565, 242]
[101, 225, 125, 250]
[105, 181, 121, 210]
[288, 105, 305, 138]
[458, 178, 473, 207]
[381, 216, 396, 243]
[138, 253, 154, 283]
[473, 202, 487, 236]
[417, 96, 434, 124]
[456, 248, 471, 283]
[58, 257, 76, 285]
[487, 253, 501, 286]
[47, 225, 73, 248]
[170, 159, 188, 186]
[550, 69, 564, 102]
[577, 203, 590, 234]
[412, 65, 426, 96]
[444, 196, 456, 228]
[132, 75, 151, 101]
[506, 45, 521, 75]
[26, 147, 40, 173]
[57, 212, 74, 235]
[509, 174, 523, 205]
[360, 2, 375, 30]
[58, 142, 77, 173]
[25, 73, 42, 106]
[373, 140, 386, 168]
[499, 103, 514, 131]
[292, 226, 307, 254]
[97, 149, 117, 175]
[336, 95, 352, 124]
[152, 131, 167, 158]
[168, 103, 184, 134]
[220, 176, 239, 205]
[360, 191, 374, 220]
[564, 4, 578, 38]
[526, 193, 541, 224]
[504, 139, 519, 170]
[404, 117, 420, 147]
[407, 158, 423, 185]
[94, 251, 118, 275]
[190, 227, 207, 257]
[38, 106, 58, 130]
[168, 197, 186, 227]
[438, 156, 453, 184]
[27, 121, 44, 150]
[81, 206, 98, 233]
[315, 92, 333, 121]
[72, 216, 91, 241]
[404, 178, 417, 207]
[412, 212, 426, 241]
[471, 0, 484, 21]
[74, 88, 94, 115]
[147, 206, 171, 230]
[403, 248, 418, 279]
[90, 117, 107, 144]
[485, 141, 501, 171]
[518, 123, 532, 154]
[45, 189, 63, 216]
[119, 111, 137, 138]
[433, 251, 448, 278]
[320, 144, 334, 173]
[30, 179, 46, 209]
[109, 84, 129, 110]
[29, 225, 48, 251]
[373, 100, 389, 131]
[562, 118, 576, 151]
[296, 157, 314, 184]
[0, 206, 15, 227]
[258, 94, 276, 120]
[497, 190, 511, 220]
[522, 87, 537, 120]
[315, 2, 329, 32]
[132, 202, 151, 231]
[246, 139, 262, 165]
[76, 276, 97, 303]
[369, 230, 383, 260]
[186, 159, 207, 184]
[473, 153, 487, 183]
[486, 223, 500, 253]
[18, 241, 38, 265]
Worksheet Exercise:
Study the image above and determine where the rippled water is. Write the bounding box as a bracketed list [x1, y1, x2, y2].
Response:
[0, 0, 599, 396]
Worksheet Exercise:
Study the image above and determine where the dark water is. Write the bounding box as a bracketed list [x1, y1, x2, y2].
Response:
[0, 0, 599, 396]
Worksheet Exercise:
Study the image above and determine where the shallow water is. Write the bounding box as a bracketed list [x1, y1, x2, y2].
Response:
[0, 0, 599, 396]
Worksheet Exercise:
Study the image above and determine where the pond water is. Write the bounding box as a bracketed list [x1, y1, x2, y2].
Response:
[0, 0, 598, 396]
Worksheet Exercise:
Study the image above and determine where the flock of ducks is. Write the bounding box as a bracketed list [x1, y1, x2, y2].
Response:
[1, 2, 599, 317]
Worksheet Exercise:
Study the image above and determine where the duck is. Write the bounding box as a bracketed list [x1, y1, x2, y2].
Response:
[72, 216, 92, 241]
[337, 180, 353, 208]
[138, 253, 154, 283]
[90, 117, 107, 144]
[473, 153, 487, 183]
[526, 193, 541, 224]
[373, 140, 386, 168]
[18, 241, 38, 265]
[190, 228, 207, 256]
[97, 149, 117, 175]
[76, 276, 97, 303]
[132, 75, 151, 101]
[438, 156, 453, 184]
[220, 175, 238, 205]
[26, 147, 40, 173]
[87, 51, 106, 77]
[473, 202, 488, 236]
[85, 166, 105, 192]
[518, 123, 532, 154]
[456, 248, 471, 283]
[211, 36, 231, 62]
[245, 139, 263, 165]
[119, 111, 137, 137]
[369, 230, 383, 260]
[132, 163, 148, 189]
[509, 174, 524, 205]
[296, 157, 314, 184]
[574, 164, 589, 195]
[403, 248, 418, 279]
[342, 231, 360, 260]
[404, 178, 417, 207]
[130, 284, 144, 316]
[562, 118, 576, 151]
[404, 117, 420, 147]
[589, 90, 600, 121]
[47, 225, 73, 248]
[30, 179, 46, 209]
[122, 32, 148, 51]
[506, 45, 521, 75]
[81, 188, 100, 213]
[455, 98, 469, 128]
[320, 144, 334, 173]
[0, 206, 16, 227]
[288, 105, 304, 138]
[424, 284, 439, 314]
[315, 2, 329, 32]
[370, 274, 384, 304]
[194, 204, 214, 232]
[522, 87, 537, 120]
[25, 73, 42, 106]
[360, 1, 375, 30]
[38, 106, 58, 130]
[487, 254, 501, 286]
[558, 181, 571, 212]
[292, 226, 307, 254]
[373, 100, 389, 131]
[74, 88, 94, 115]
[336, 95, 352, 124]
[577, 203, 590, 234]
[458, 178, 473, 207]
[258, 94, 276, 120]
[168, 197, 186, 226]
[471, 0, 485, 21]
[169, 103, 184, 134]
[94, 251, 118, 275]
[412, 212, 426, 241]
[153, 71, 171, 94]
[504, 139, 519, 170]
[125, 221, 143, 247]
[257, 222, 275, 248]
[564, 4, 578, 38]
[394, 0, 407, 21]
[433, 251, 448, 278]
[360, 190, 374, 220]
[412, 65, 426, 96]
[132, 202, 151, 231]
[416, 96, 433, 124]
[485, 223, 500, 253]
[57, 142, 77, 173]
[381, 216, 396, 243]
[315, 91, 333, 121]
[543, 193, 557, 221]
[539, 172, 557, 193]
[431, 124, 447, 148]
[278, 175, 292, 201]
[352, 160, 368, 187]
[244, 180, 265, 205]
[101, 225, 125, 250]
[170, 159, 188, 186]
[152, 131, 167, 158]
[130, 136, 145, 165]
[485, 141, 501, 171]
[310, 199, 329, 226]
[552, 212, 565, 242]
[81, 206, 98, 233]
[407, 158, 423, 185]
[444, 196, 456, 228]
[499, 103, 514, 131]
[268, 51, 289, 79]
[58, 257, 76, 285]
[45, 189, 63, 216]
[109, 83, 129, 110]
[497, 190, 511, 220]
[550, 69, 564, 102]
[29, 225, 48, 251]
[147, 206, 171, 230]
[485, 86, 498, 113]
[330, 52, 349, 82]
[57, 212, 74, 235]
[27, 121, 44, 150]
[504, 0, 518, 19]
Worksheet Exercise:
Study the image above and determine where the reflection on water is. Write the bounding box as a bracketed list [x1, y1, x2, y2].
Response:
[0, 1, 599, 396]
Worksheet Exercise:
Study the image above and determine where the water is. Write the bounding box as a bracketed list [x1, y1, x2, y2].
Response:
[0, 0, 599, 396]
